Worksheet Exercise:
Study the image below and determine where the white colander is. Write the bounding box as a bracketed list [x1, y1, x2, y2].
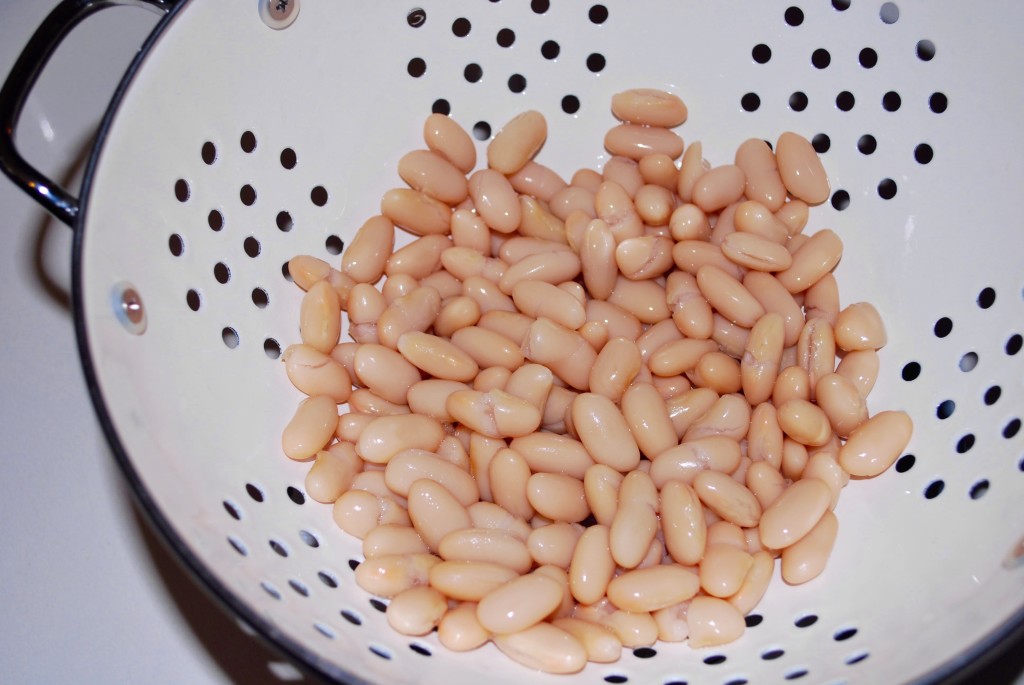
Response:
[2, 1, 1022, 683]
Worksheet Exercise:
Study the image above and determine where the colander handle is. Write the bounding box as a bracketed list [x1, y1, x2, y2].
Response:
[0, 0, 180, 227]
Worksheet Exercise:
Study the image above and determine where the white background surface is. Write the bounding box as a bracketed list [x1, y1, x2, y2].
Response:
[0, 2, 1021, 685]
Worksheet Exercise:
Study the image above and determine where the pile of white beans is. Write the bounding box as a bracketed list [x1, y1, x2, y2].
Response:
[280, 89, 913, 674]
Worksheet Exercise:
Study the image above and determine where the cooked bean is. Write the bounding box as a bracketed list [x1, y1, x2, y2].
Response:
[439, 527, 533, 574]
[398, 150, 469, 206]
[569, 524, 615, 604]
[571, 393, 641, 472]
[682, 393, 751, 442]
[424, 112, 476, 173]
[659, 480, 706, 565]
[735, 138, 786, 211]
[504, 363, 554, 411]
[740, 313, 785, 407]
[488, 110, 548, 174]
[775, 131, 830, 204]
[305, 445, 361, 503]
[526, 473, 589, 523]
[396, 331, 478, 381]
[773, 365, 812, 407]
[649, 436, 742, 488]
[282, 395, 338, 460]
[492, 622, 587, 674]
[733, 200, 789, 244]
[508, 160, 568, 203]
[668, 203, 711, 243]
[673, 240, 744, 280]
[664, 387, 718, 439]
[700, 543, 754, 598]
[299, 280, 342, 353]
[602, 609, 659, 648]
[429, 560, 520, 602]
[743, 272, 804, 347]
[606, 564, 700, 615]
[569, 167, 603, 193]
[580, 219, 618, 300]
[838, 410, 913, 477]
[605, 123, 684, 160]
[354, 553, 440, 598]
[836, 349, 880, 399]
[693, 470, 762, 528]
[467, 501, 531, 542]
[777, 398, 833, 447]
[477, 572, 564, 634]
[728, 550, 775, 615]
[448, 388, 542, 438]
[438, 602, 490, 652]
[686, 596, 746, 648]
[283, 344, 352, 403]
[692, 165, 745, 213]
[747, 401, 784, 469]
[551, 617, 622, 663]
[549, 186, 597, 222]
[696, 265, 765, 328]
[356, 414, 444, 464]
[804, 272, 839, 324]
[606, 277, 671, 326]
[468, 168, 522, 234]
[518, 196, 568, 244]
[639, 153, 679, 190]
[351, 343, 420, 406]
[450, 208, 492, 253]
[498, 251, 581, 294]
[511, 280, 586, 330]
[707, 201, 739, 245]
[588, 299, 645, 343]
[341, 215, 395, 284]
[634, 184, 676, 226]
[381, 188, 452, 236]
[781, 509, 838, 584]
[815, 373, 868, 438]
[522, 318, 596, 390]
[583, 464, 623, 527]
[586, 338, 641, 402]
[407, 478, 472, 551]
[376, 285, 441, 349]
[541, 385, 577, 433]
[835, 302, 888, 351]
[595, 180, 643, 242]
[288, 255, 331, 291]
[758, 477, 831, 549]
[363, 523, 429, 560]
[527, 522, 584, 569]
[610, 500, 659, 569]
[676, 141, 708, 202]
[775, 198, 809, 235]
[386, 585, 448, 637]
[506, 432, 591, 480]
[688, 351, 743, 395]
[612, 88, 688, 127]
[621, 382, 678, 459]
[722, 231, 793, 272]
[385, 449, 480, 506]
[599, 156, 641, 197]
[802, 451, 845, 510]
[488, 447, 534, 520]
[776, 228, 843, 293]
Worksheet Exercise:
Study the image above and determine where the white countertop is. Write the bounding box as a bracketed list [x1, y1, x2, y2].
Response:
[0, 3, 1020, 685]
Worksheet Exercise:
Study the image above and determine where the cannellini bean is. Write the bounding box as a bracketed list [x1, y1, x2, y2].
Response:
[397, 331, 478, 381]
[282, 396, 337, 460]
[697, 265, 765, 328]
[835, 302, 888, 351]
[775, 198, 809, 235]
[612, 88, 688, 127]
[552, 617, 622, 663]
[356, 414, 444, 464]
[549, 186, 597, 221]
[424, 113, 476, 173]
[804, 272, 840, 324]
[602, 156, 644, 197]
[689, 351, 743, 395]
[605, 124, 684, 160]
[332, 489, 381, 538]
[595, 181, 643, 242]
[777, 399, 833, 447]
[354, 553, 440, 598]
[469, 168, 522, 234]
[299, 281, 341, 353]
[759, 477, 831, 549]
[527, 473, 589, 523]
[776, 229, 843, 293]
[518, 196, 568, 244]
[699, 543, 754, 597]
[477, 572, 564, 634]
[569, 524, 616, 604]
[398, 149, 468, 206]
[746, 459, 786, 511]
[448, 388, 542, 438]
[386, 585, 448, 636]
[781, 438, 809, 481]
[729, 550, 776, 614]
[377, 285, 442, 349]
[676, 141, 707, 202]
[649, 436, 743, 488]
[775, 131, 830, 204]
[580, 219, 619, 300]
[773, 365, 812, 407]
[683, 393, 751, 442]
[615, 236, 675, 280]
[385, 449, 480, 506]
[528, 522, 584, 569]
[492, 622, 587, 674]
[509, 160, 568, 203]
[797, 318, 836, 399]
[288, 255, 331, 291]
[602, 609, 659, 648]
[305, 445, 361, 503]
[505, 364, 555, 411]
[802, 451, 845, 509]
[815, 373, 868, 438]
[742, 313, 785, 406]
[352, 343, 420, 405]
[669, 204, 712, 244]
[692, 165, 745, 213]
[639, 153, 679, 190]
[499, 251, 582, 295]
[634, 184, 676, 226]
[468, 501, 532, 542]
[735, 138, 786, 211]
[707, 520, 747, 550]
[283, 344, 352, 403]
[610, 500, 659, 569]
[429, 560, 519, 602]
[693, 470, 762, 528]
[621, 382, 679, 459]
[439, 527, 533, 574]
[363, 523, 429, 559]
[451, 326, 525, 370]
[488, 447, 534, 521]
[509, 432, 593, 479]
[407, 478, 472, 551]
[836, 349, 880, 398]
[450, 208, 491, 253]
[606, 564, 700, 614]
[660, 480, 707, 565]
[589, 299, 645, 342]
[512, 280, 586, 330]
[347, 388, 410, 416]
[722, 231, 793, 272]
[733, 200, 789, 244]
[571, 393, 641, 472]
[381, 188, 451, 236]
[438, 602, 490, 652]
[488, 110, 547, 175]
[522, 318, 596, 390]
[583, 464, 623, 527]
[707, 201, 739, 245]
[572, 167, 604, 193]
[673, 240, 744, 280]
[590, 337, 643, 402]
[782, 509, 838, 584]
[665, 387, 719, 438]
[406, 379, 469, 422]
[838, 410, 913, 477]
[687, 596, 745, 648]
[335, 410, 371, 443]
[743, 271, 804, 347]
[664, 271, 712, 340]
[342, 215, 395, 284]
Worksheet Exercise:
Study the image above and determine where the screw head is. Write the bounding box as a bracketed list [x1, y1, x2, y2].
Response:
[260, 0, 300, 30]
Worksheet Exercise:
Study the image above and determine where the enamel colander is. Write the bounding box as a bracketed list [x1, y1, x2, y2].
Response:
[1, 1, 1022, 683]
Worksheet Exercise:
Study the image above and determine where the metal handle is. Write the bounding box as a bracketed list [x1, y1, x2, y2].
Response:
[0, 0, 179, 226]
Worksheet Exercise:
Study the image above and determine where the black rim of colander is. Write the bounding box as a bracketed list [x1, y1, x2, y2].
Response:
[68, 2, 1024, 684]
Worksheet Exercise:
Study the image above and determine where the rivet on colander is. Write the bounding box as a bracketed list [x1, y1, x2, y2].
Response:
[259, 0, 300, 30]
[111, 282, 146, 335]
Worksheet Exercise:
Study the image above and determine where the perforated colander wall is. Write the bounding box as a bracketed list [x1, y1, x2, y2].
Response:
[72, 1, 1023, 684]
